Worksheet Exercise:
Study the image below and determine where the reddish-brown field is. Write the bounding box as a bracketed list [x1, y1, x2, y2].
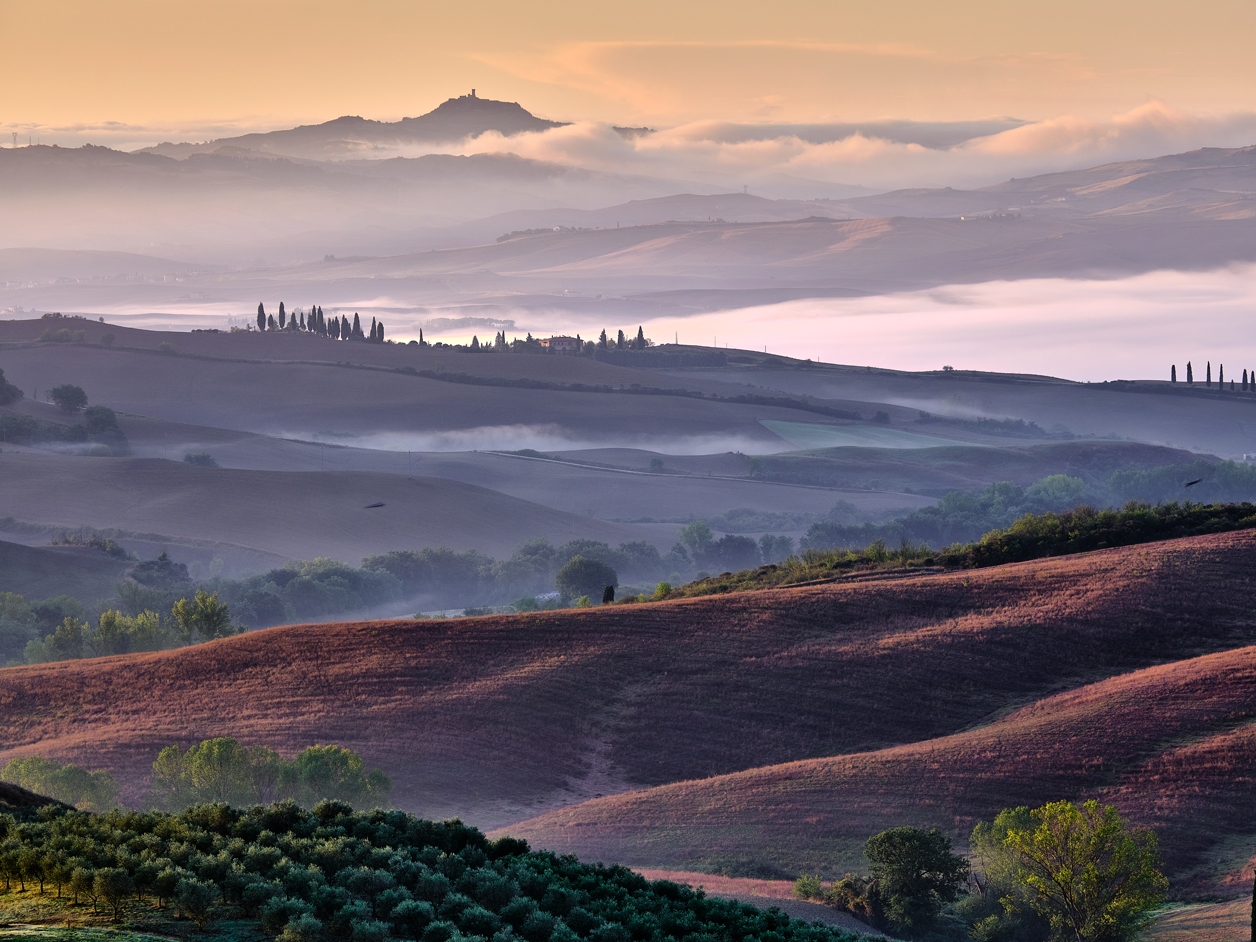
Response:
[497, 637, 1256, 894]
[2, 531, 1254, 843]
[1146, 900, 1252, 942]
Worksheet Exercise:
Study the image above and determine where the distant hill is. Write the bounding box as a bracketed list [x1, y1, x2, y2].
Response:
[0, 539, 132, 605]
[831, 143, 1256, 220]
[137, 92, 570, 161]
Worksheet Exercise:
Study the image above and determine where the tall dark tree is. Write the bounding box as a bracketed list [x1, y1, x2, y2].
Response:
[597, 329, 608, 351]
[1187, 361, 1194, 384]
[352, 312, 362, 339]
[1245, 369, 1250, 391]
[470, 335, 480, 350]
[419, 328, 425, 346]
[1207, 361, 1212, 386]
[341, 315, 350, 339]
[268, 314, 277, 330]
[299, 311, 306, 330]
[1171, 364, 1177, 383]
[1220, 364, 1225, 386]
[617, 329, 626, 350]
[635, 325, 645, 349]
[377, 321, 384, 343]
[369, 316, 377, 341]
[278, 302, 286, 329]
[256, 303, 266, 332]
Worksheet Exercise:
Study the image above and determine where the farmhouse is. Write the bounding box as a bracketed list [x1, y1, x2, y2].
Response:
[538, 335, 582, 351]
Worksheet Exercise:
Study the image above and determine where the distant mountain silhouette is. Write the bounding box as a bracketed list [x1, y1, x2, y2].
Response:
[138, 91, 570, 160]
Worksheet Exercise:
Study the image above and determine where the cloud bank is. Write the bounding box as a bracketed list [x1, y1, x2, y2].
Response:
[433, 101, 1256, 193]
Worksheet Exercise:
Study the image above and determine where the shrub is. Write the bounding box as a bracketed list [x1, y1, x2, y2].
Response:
[555, 556, 617, 603]
[48, 384, 88, 413]
[184, 452, 220, 468]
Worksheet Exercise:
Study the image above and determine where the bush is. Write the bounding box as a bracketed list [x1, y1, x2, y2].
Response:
[48, 384, 88, 413]
[555, 556, 618, 603]
[184, 452, 220, 468]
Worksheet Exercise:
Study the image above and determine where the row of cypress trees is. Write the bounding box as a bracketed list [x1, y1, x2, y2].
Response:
[255, 303, 385, 343]
[1171, 361, 1256, 390]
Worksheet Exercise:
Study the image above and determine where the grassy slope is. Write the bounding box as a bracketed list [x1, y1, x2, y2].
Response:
[1146, 900, 1251, 942]
[2, 531, 1254, 832]
[0, 324, 806, 445]
[496, 639, 1256, 895]
[689, 365, 1256, 458]
[0, 539, 131, 603]
[0, 453, 641, 562]
[748, 440, 1207, 493]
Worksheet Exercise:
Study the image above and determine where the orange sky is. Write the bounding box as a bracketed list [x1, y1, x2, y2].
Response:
[4, 0, 1255, 133]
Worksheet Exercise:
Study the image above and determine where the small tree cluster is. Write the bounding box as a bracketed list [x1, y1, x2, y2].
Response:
[255, 302, 379, 342]
[797, 802, 1165, 941]
[1, 756, 119, 812]
[148, 738, 393, 811]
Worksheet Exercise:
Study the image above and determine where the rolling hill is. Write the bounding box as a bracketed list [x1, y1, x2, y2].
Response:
[498, 639, 1256, 895]
[0, 539, 132, 604]
[1, 529, 1253, 848]
[0, 452, 643, 563]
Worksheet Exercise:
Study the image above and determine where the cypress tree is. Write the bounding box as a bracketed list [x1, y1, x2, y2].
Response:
[1245, 369, 1249, 391]
[377, 322, 384, 343]
[268, 314, 276, 330]
[342, 315, 350, 339]
[257, 302, 266, 332]
[1220, 364, 1225, 386]
[278, 302, 286, 329]
[636, 325, 645, 349]
[471, 335, 480, 350]
[419, 328, 425, 346]
[352, 312, 362, 339]
[299, 311, 306, 330]
[369, 316, 377, 341]
[617, 329, 626, 350]
[1207, 361, 1212, 386]
[1187, 361, 1194, 384]
[597, 329, 608, 351]
[1171, 364, 1177, 383]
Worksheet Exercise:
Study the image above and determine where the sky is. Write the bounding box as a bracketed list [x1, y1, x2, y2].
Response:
[4, 0, 1256, 139]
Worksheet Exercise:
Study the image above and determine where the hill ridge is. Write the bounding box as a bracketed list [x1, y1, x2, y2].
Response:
[2, 530, 1254, 836]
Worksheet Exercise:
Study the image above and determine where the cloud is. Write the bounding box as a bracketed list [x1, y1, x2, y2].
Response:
[423, 101, 1256, 193]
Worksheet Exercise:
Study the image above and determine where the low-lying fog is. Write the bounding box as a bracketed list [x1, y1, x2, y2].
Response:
[68, 265, 1256, 383]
